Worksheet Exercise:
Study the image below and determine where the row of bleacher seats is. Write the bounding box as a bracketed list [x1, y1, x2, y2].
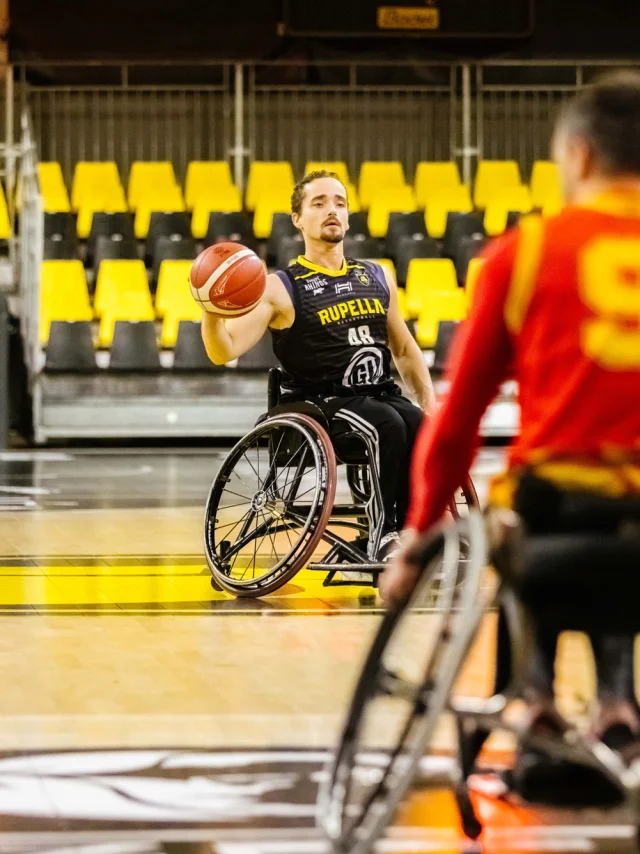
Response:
[39, 158, 563, 241]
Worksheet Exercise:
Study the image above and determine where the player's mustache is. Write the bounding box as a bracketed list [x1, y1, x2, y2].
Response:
[323, 218, 341, 227]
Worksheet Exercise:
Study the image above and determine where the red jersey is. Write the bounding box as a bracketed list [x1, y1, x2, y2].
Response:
[406, 189, 640, 533]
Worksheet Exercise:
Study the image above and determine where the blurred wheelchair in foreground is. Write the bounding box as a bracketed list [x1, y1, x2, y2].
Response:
[204, 367, 478, 597]
[318, 491, 640, 853]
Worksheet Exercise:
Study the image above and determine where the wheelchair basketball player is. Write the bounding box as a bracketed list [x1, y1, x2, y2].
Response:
[202, 170, 436, 562]
[383, 71, 640, 789]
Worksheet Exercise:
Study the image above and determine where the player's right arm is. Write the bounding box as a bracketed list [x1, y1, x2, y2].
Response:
[201, 273, 293, 365]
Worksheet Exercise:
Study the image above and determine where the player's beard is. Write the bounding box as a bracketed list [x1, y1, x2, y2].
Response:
[321, 225, 344, 244]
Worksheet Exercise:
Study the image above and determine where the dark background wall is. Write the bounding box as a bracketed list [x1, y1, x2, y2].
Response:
[9, 0, 640, 63]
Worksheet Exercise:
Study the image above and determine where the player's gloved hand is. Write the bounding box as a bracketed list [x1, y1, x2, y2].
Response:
[378, 528, 423, 607]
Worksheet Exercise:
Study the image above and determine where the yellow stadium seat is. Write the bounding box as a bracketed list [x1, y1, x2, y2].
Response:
[191, 186, 243, 239]
[94, 260, 151, 318]
[424, 186, 473, 239]
[406, 258, 458, 318]
[484, 185, 533, 237]
[346, 183, 360, 213]
[253, 193, 291, 239]
[155, 260, 194, 318]
[76, 188, 128, 239]
[358, 162, 406, 210]
[185, 161, 235, 210]
[39, 163, 71, 213]
[414, 162, 462, 209]
[530, 161, 562, 210]
[0, 185, 11, 239]
[465, 257, 485, 308]
[98, 299, 156, 348]
[159, 282, 202, 347]
[416, 289, 467, 349]
[304, 161, 350, 185]
[473, 160, 521, 209]
[396, 286, 410, 321]
[133, 188, 186, 239]
[246, 162, 295, 212]
[367, 186, 417, 238]
[128, 162, 178, 210]
[40, 261, 92, 344]
[71, 162, 123, 212]
[542, 186, 564, 218]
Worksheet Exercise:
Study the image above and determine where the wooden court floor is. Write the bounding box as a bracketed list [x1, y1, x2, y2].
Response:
[0, 447, 637, 853]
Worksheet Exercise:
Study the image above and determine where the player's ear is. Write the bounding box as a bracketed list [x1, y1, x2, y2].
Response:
[292, 212, 302, 231]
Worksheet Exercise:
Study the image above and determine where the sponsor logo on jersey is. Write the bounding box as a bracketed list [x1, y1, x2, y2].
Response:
[317, 298, 385, 326]
[343, 347, 385, 387]
[356, 270, 371, 285]
[335, 282, 353, 295]
[303, 276, 326, 294]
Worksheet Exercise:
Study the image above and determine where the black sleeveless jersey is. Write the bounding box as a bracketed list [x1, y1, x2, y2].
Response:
[271, 256, 394, 397]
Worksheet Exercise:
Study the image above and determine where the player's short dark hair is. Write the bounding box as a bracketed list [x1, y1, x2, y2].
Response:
[558, 70, 640, 175]
[291, 169, 345, 215]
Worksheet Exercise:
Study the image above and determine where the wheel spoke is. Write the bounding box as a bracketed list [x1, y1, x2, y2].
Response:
[242, 449, 261, 483]
[222, 514, 274, 562]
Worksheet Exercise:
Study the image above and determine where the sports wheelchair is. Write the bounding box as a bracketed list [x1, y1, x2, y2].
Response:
[318, 489, 640, 854]
[204, 367, 479, 597]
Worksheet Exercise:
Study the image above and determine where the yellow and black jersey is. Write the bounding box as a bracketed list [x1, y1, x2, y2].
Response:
[272, 256, 394, 397]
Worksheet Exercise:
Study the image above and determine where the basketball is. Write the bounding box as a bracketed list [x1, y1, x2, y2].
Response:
[189, 242, 266, 317]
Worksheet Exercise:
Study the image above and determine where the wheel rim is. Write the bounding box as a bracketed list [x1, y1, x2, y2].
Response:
[204, 415, 335, 592]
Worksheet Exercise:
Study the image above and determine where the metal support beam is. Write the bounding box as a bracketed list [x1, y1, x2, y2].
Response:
[0, 296, 9, 450]
[233, 62, 245, 195]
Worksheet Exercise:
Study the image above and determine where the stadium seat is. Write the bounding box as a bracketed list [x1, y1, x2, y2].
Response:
[424, 186, 473, 239]
[395, 235, 441, 285]
[39, 163, 71, 213]
[415, 288, 467, 349]
[345, 183, 361, 213]
[365, 258, 396, 281]
[473, 160, 522, 209]
[173, 321, 222, 370]
[108, 321, 160, 371]
[128, 162, 178, 210]
[347, 212, 370, 238]
[237, 332, 278, 371]
[484, 185, 533, 236]
[94, 259, 152, 319]
[99, 296, 156, 348]
[151, 236, 196, 288]
[71, 162, 123, 212]
[191, 186, 243, 238]
[530, 161, 562, 210]
[343, 235, 380, 259]
[385, 212, 428, 258]
[267, 213, 297, 262]
[76, 187, 128, 239]
[358, 162, 405, 210]
[44, 212, 75, 241]
[367, 186, 417, 239]
[204, 212, 255, 249]
[276, 234, 305, 270]
[396, 286, 410, 321]
[134, 188, 186, 240]
[245, 162, 295, 212]
[161, 299, 203, 349]
[432, 320, 460, 372]
[442, 212, 485, 261]
[184, 161, 234, 210]
[44, 321, 97, 372]
[405, 258, 458, 318]
[0, 185, 11, 239]
[303, 162, 350, 185]
[542, 187, 564, 218]
[87, 213, 135, 266]
[253, 193, 292, 239]
[44, 235, 78, 260]
[155, 259, 197, 320]
[465, 257, 486, 307]
[40, 260, 93, 345]
[94, 234, 138, 270]
[144, 211, 191, 263]
[414, 162, 462, 209]
[454, 233, 486, 284]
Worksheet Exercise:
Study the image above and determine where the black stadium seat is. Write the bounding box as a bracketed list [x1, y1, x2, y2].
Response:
[45, 321, 97, 372]
[144, 212, 191, 264]
[205, 212, 256, 251]
[108, 321, 161, 371]
[236, 333, 279, 371]
[442, 212, 485, 261]
[267, 213, 297, 264]
[347, 212, 370, 239]
[44, 212, 75, 242]
[276, 234, 304, 270]
[94, 234, 138, 270]
[395, 235, 440, 285]
[454, 233, 487, 284]
[87, 212, 135, 266]
[433, 320, 460, 373]
[386, 212, 427, 259]
[44, 234, 78, 260]
[343, 235, 379, 259]
[151, 236, 196, 288]
[173, 321, 224, 371]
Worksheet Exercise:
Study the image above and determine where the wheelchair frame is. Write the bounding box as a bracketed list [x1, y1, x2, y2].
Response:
[204, 368, 479, 597]
[318, 509, 640, 854]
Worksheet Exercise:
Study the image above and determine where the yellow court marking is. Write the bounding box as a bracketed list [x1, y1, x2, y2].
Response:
[0, 564, 377, 608]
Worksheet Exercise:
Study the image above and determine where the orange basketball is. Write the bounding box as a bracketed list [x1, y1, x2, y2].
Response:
[189, 242, 266, 316]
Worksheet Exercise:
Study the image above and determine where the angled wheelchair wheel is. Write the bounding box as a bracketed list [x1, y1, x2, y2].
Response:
[204, 413, 337, 597]
[448, 476, 480, 519]
[318, 512, 493, 854]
